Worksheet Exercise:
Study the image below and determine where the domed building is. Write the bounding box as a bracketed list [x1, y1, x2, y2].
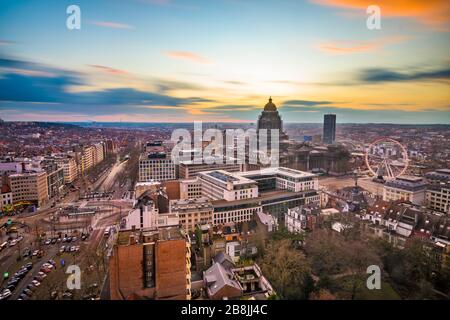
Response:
[257, 97, 283, 132]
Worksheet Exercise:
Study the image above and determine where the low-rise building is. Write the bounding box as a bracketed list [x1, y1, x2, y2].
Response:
[170, 197, 214, 232]
[285, 204, 321, 234]
[383, 176, 428, 205]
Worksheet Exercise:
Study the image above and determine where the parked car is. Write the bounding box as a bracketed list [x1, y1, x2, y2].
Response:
[44, 239, 51, 245]
[31, 280, 41, 287]
[18, 293, 29, 300]
[6, 284, 16, 292]
[25, 262, 33, 270]
[23, 288, 33, 297]
[0, 289, 12, 300]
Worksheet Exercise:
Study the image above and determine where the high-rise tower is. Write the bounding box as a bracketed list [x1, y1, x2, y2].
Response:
[323, 114, 336, 144]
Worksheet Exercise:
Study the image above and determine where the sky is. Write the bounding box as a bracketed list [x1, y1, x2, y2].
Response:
[0, 0, 449, 123]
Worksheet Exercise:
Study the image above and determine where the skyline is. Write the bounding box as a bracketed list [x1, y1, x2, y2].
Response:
[0, 0, 449, 123]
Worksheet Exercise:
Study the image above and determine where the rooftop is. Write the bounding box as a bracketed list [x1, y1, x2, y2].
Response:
[237, 167, 317, 179]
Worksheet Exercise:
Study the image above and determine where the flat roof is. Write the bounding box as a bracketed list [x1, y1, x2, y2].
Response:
[237, 167, 317, 179]
[200, 170, 256, 186]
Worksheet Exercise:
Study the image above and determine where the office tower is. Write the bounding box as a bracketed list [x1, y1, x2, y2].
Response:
[323, 114, 336, 144]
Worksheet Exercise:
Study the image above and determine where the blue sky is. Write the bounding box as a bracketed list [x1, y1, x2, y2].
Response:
[0, 0, 449, 123]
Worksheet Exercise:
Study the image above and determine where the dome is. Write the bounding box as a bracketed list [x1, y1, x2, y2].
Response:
[264, 97, 277, 112]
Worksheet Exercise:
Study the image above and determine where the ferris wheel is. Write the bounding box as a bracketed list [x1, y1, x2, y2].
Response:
[365, 138, 409, 181]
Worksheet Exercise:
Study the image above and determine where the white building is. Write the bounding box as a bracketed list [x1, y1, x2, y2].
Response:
[198, 170, 258, 201]
[383, 176, 428, 205]
[139, 152, 176, 182]
[237, 167, 319, 192]
[122, 196, 178, 230]
[426, 184, 450, 214]
[180, 167, 320, 226]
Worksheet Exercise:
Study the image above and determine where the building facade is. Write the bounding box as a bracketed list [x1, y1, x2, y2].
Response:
[426, 184, 450, 214]
[109, 226, 191, 300]
[383, 176, 428, 205]
[170, 197, 214, 232]
[323, 114, 336, 144]
[139, 152, 176, 182]
[9, 171, 49, 207]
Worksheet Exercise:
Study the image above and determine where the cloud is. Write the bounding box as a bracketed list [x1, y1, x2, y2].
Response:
[88, 65, 129, 75]
[358, 67, 450, 83]
[318, 36, 409, 55]
[281, 100, 335, 107]
[91, 21, 134, 29]
[0, 57, 211, 109]
[310, 0, 450, 31]
[164, 51, 212, 64]
[0, 40, 15, 46]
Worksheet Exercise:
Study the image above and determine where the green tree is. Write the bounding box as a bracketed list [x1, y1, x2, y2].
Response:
[258, 239, 312, 299]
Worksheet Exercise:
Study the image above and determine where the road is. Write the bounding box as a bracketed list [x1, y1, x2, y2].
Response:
[0, 154, 133, 300]
[319, 175, 384, 196]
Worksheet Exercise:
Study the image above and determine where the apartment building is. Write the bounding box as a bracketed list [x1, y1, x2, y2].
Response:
[9, 171, 49, 207]
[93, 142, 105, 164]
[109, 226, 191, 300]
[383, 176, 428, 205]
[42, 161, 64, 198]
[139, 152, 176, 182]
[285, 204, 321, 234]
[426, 184, 450, 214]
[54, 156, 78, 184]
[170, 197, 214, 232]
[81, 146, 95, 173]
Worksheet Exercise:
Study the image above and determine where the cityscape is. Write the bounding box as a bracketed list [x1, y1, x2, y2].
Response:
[0, 0, 449, 312]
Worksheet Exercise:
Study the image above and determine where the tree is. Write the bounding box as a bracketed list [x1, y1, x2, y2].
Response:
[258, 239, 312, 299]
[304, 229, 381, 299]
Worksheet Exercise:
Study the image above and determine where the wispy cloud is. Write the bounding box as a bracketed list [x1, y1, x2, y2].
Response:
[317, 36, 409, 54]
[359, 67, 450, 83]
[88, 65, 129, 75]
[164, 51, 212, 64]
[0, 40, 15, 46]
[310, 0, 450, 31]
[91, 21, 134, 29]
